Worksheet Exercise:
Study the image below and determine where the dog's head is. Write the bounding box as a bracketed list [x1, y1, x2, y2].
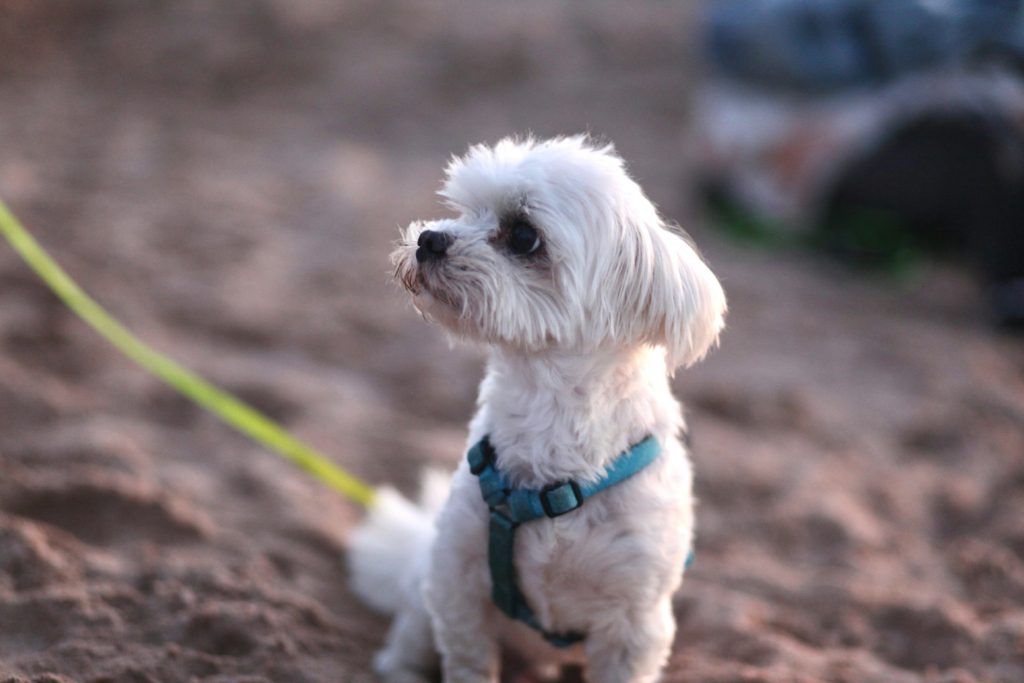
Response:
[393, 136, 726, 368]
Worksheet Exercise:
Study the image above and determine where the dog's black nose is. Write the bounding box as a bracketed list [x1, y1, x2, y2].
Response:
[416, 230, 453, 263]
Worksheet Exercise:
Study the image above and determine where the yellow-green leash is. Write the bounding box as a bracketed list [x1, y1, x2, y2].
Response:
[0, 199, 376, 508]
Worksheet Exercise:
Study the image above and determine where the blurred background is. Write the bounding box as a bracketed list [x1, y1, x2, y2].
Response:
[0, 1, 1022, 682]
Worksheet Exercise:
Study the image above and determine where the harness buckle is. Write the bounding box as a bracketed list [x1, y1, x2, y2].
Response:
[539, 480, 583, 518]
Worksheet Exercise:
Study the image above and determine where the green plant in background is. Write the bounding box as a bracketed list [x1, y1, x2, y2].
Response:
[706, 194, 925, 281]
[810, 206, 925, 280]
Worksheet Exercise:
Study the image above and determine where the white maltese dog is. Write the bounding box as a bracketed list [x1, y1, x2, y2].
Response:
[350, 136, 726, 683]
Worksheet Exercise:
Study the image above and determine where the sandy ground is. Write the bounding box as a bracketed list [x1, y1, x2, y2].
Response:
[1, 2, 1024, 682]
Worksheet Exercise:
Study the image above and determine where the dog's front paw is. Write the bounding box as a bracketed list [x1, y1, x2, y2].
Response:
[373, 649, 433, 683]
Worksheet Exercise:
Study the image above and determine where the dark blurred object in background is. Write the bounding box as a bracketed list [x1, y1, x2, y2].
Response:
[707, 0, 1024, 91]
[693, 0, 1024, 330]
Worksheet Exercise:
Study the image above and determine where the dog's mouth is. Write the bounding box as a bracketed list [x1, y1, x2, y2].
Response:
[394, 253, 422, 295]
[418, 270, 461, 310]
[394, 250, 460, 310]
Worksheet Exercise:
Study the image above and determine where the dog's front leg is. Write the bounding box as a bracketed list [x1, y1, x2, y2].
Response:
[424, 500, 500, 683]
[374, 586, 439, 683]
[584, 598, 676, 683]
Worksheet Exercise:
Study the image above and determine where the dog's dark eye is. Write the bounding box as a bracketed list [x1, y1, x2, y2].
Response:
[507, 220, 541, 256]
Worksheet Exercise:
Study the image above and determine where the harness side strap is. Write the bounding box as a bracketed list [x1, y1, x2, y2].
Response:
[488, 510, 520, 616]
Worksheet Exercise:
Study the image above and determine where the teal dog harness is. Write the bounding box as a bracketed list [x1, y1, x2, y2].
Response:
[467, 434, 663, 648]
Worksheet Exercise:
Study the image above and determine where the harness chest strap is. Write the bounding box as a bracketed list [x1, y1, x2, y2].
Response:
[466, 435, 664, 648]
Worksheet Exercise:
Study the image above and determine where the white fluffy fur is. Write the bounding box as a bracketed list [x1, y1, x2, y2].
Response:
[349, 471, 449, 614]
[348, 136, 726, 682]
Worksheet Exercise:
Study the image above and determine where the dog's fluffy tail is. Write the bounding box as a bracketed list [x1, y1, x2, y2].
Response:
[347, 469, 450, 615]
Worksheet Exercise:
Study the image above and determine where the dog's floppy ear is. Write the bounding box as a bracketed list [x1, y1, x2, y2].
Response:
[605, 218, 727, 369]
